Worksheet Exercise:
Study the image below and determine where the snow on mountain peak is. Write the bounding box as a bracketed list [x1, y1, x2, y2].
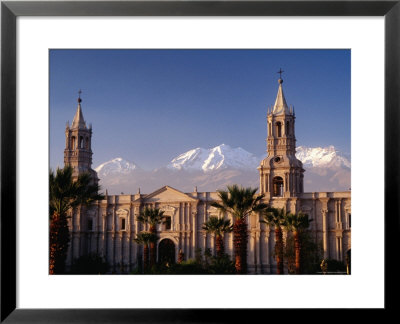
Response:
[296, 146, 350, 168]
[168, 144, 259, 172]
[95, 157, 139, 176]
[94, 145, 350, 178]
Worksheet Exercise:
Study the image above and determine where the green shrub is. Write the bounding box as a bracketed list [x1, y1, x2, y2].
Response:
[322, 259, 347, 273]
[70, 253, 109, 274]
[284, 230, 323, 274]
[208, 254, 236, 274]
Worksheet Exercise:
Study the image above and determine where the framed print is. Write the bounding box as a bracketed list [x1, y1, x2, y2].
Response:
[1, 0, 399, 322]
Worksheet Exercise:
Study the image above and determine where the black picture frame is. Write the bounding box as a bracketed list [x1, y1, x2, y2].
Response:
[1, 0, 399, 322]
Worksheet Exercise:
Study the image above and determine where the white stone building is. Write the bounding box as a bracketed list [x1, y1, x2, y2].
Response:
[63, 78, 351, 274]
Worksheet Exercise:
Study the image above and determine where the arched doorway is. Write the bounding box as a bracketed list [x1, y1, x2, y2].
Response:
[158, 239, 175, 265]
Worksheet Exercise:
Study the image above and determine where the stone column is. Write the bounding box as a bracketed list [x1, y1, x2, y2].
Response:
[133, 205, 140, 267]
[254, 232, 260, 274]
[186, 204, 190, 259]
[290, 172, 295, 195]
[322, 208, 329, 259]
[335, 201, 344, 262]
[285, 173, 288, 193]
[128, 204, 134, 269]
[264, 227, 271, 273]
[248, 231, 254, 273]
[312, 198, 317, 237]
[191, 205, 197, 258]
[72, 208, 81, 260]
[115, 232, 122, 272]
[100, 211, 107, 258]
[334, 234, 343, 261]
[337, 199, 342, 225]
[66, 214, 73, 268]
[107, 232, 114, 272]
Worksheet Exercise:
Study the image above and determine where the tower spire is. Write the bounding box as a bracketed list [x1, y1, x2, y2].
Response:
[71, 90, 86, 129]
[272, 71, 290, 115]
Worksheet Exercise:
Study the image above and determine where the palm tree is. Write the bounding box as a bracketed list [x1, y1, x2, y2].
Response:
[260, 207, 287, 274]
[137, 207, 165, 268]
[211, 185, 268, 274]
[134, 232, 158, 273]
[284, 212, 313, 274]
[202, 216, 233, 258]
[49, 166, 103, 274]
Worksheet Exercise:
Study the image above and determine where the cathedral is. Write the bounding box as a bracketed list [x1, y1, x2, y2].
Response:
[63, 77, 351, 274]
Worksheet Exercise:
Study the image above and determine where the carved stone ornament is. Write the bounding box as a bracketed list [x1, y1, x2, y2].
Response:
[160, 205, 177, 215]
[116, 208, 129, 217]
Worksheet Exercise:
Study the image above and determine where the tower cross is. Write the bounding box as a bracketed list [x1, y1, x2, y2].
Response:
[78, 89, 82, 103]
[277, 68, 284, 79]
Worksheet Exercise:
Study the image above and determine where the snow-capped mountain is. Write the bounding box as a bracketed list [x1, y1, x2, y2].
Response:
[94, 145, 351, 194]
[296, 146, 351, 169]
[95, 157, 139, 177]
[167, 144, 259, 172]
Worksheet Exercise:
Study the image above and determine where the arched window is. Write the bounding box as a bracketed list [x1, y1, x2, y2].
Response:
[269, 123, 272, 136]
[276, 122, 282, 137]
[286, 121, 290, 136]
[85, 137, 89, 149]
[79, 136, 84, 149]
[71, 136, 76, 150]
[272, 176, 284, 197]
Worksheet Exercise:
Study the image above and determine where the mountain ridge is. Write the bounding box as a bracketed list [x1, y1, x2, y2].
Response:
[93, 144, 351, 194]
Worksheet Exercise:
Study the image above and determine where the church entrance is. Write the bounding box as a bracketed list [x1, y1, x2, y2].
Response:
[158, 239, 175, 265]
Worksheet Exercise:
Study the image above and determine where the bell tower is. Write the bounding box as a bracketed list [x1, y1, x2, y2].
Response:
[258, 71, 304, 198]
[64, 91, 98, 184]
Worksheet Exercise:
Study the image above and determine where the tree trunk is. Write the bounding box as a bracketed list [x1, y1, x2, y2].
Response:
[49, 212, 70, 274]
[275, 227, 284, 274]
[215, 234, 224, 258]
[143, 244, 149, 273]
[149, 225, 157, 268]
[294, 231, 301, 274]
[233, 218, 248, 274]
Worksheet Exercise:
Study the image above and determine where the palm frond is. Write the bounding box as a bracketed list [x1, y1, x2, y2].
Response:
[202, 216, 233, 235]
[284, 212, 313, 232]
[133, 231, 158, 245]
[137, 206, 165, 227]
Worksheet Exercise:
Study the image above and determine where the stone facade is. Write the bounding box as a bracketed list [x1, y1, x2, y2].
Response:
[64, 78, 351, 274]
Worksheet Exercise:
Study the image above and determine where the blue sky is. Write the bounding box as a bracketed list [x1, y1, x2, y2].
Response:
[50, 49, 350, 170]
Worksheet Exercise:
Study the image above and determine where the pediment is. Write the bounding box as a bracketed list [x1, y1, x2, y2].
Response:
[141, 186, 198, 203]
